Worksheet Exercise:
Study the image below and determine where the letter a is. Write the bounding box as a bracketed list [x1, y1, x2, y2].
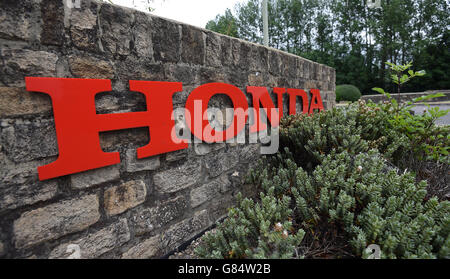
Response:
[309, 89, 324, 114]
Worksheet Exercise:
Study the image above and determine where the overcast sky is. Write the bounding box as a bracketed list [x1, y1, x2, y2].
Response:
[111, 0, 247, 29]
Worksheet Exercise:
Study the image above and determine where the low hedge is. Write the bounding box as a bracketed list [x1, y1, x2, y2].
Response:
[336, 84, 362, 102]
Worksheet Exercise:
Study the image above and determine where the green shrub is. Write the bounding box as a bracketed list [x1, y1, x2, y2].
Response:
[197, 149, 450, 259]
[278, 102, 409, 171]
[195, 65, 449, 258]
[336, 84, 362, 102]
[294, 151, 449, 259]
[195, 101, 449, 259]
[372, 61, 449, 164]
[195, 189, 305, 259]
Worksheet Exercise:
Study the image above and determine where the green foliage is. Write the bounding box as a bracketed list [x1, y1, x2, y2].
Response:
[206, 0, 450, 94]
[384, 61, 426, 96]
[196, 147, 450, 258]
[205, 9, 239, 38]
[407, 32, 450, 91]
[372, 61, 450, 163]
[278, 102, 408, 171]
[195, 190, 305, 259]
[336, 84, 362, 102]
[295, 150, 450, 259]
[389, 102, 449, 163]
[196, 93, 449, 259]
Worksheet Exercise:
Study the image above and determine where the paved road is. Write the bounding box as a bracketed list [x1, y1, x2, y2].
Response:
[410, 104, 450, 126]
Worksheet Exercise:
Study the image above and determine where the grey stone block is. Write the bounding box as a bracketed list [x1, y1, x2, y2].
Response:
[190, 175, 231, 208]
[152, 17, 180, 63]
[132, 12, 153, 58]
[0, 0, 40, 42]
[220, 36, 233, 66]
[40, 0, 64, 46]
[1, 118, 58, 163]
[166, 148, 188, 162]
[124, 149, 160, 173]
[104, 180, 147, 216]
[0, 241, 5, 257]
[13, 194, 100, 249]
[0, 165, 58, 212]
[164, 64, 198, 85]
[239, 143, 261, 163]
[69, 1, 100, 52]
[70, 165, 120, 189]
[99, 3, 134, 56]
[205, 31, 222, 68]
[193, 142, 225, 156]
[153, 159, 202, 193]
[181, 25, 205, 65]
[131, 196, 188, 235]
[49, 218, 130, 259]
[0, 48, 58, 87]
[204, 148, 239, 177]
[160, 209, 211, 254]
[269, 50, 281, 75]
[121, 235, 161, 259]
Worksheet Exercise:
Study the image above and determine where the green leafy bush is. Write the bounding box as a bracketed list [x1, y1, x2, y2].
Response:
[372, 61, 449, 164]
[336, 84, 362, 102]
[294, 151, 449, 259]
[195, 104, 449, 259]
[197, 149, 450, 259]
[195, 62, 449, 259]
[195, 189, 305, 259]
[278, 102, 409, 171]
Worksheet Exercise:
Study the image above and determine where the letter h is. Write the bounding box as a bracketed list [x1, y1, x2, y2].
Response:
[25, 77, 187, 180]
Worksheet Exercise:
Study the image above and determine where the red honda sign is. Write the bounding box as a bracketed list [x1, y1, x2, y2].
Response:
[25, 77, 324, 180]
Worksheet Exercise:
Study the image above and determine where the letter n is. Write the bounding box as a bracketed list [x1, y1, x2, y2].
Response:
[247, 86, 285, 133]
[287, 88, 308, 115]
[25, 77, 187, 180]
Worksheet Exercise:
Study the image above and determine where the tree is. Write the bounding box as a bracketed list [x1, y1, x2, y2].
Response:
[206, 0, 449, 94]
[205, 9, 239, 38]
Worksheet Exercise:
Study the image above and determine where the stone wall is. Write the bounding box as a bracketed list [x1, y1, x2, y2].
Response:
[0, 0, 335, 258]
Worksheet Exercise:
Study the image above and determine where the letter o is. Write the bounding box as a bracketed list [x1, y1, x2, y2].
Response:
[185, 83, 249, 143]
